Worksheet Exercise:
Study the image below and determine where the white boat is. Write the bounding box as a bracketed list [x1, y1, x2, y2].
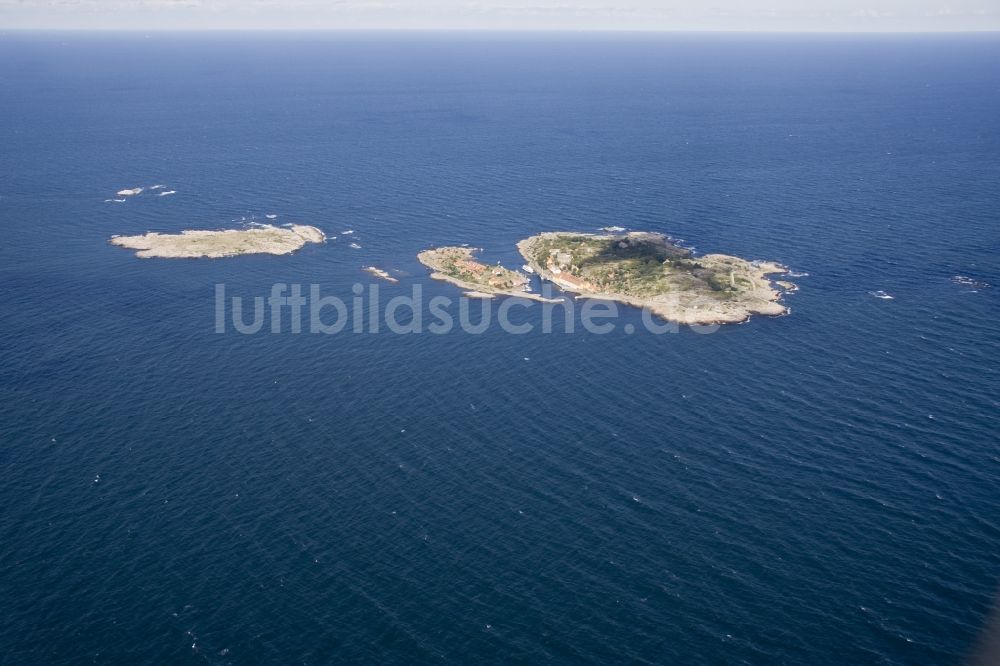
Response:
[522, 264, 534, 274]
[869, 290, 894, 300]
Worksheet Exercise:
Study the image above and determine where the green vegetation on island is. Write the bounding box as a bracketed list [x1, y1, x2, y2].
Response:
[517, 231, 791, 324]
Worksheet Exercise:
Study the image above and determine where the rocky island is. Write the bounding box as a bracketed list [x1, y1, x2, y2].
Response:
[364, 266, 399, 283]
[518, 231, 791, 324]
[417, 246, 561, 302]
[110, 224, 325, 259]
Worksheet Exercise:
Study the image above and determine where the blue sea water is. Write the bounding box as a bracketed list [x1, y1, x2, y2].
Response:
[1, 31, 999, 664]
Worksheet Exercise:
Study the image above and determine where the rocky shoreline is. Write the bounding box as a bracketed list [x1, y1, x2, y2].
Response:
[517, 232, 792, 324]
[110, 224, 325, 259]
[417, 246, 562, 303]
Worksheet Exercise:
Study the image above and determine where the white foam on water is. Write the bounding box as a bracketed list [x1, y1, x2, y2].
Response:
[952, 275, 989, 289]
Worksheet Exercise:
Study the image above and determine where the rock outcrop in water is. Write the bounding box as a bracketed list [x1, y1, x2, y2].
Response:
[417, 246, 560, 302]
[110, 224, 325, 259]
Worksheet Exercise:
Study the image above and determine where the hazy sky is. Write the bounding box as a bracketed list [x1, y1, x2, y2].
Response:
[1, 0, 998, 31]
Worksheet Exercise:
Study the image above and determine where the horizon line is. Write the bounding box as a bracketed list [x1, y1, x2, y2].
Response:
[3, 27, 1000, 34]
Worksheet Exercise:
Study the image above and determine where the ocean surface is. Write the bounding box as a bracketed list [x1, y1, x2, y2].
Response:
[1, 32, 998, 664]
